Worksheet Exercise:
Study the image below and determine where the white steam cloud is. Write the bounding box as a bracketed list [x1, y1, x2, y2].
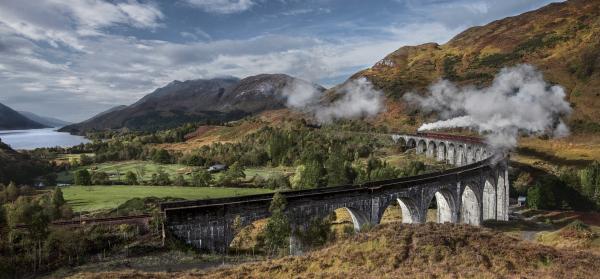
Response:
[283, 77, 384, 123]
[404, 64, 572, 152]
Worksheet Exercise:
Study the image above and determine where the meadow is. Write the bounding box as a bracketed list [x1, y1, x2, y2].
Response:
[61, 185, 273, 212]
[57, 160, 293, 184]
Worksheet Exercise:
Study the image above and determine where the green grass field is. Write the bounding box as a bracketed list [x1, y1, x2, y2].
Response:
[62, 185, 273, 212]
[57, 160, 293, 184]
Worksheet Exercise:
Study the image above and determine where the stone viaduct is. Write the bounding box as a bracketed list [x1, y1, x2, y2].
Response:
[160, 132, 509, 253]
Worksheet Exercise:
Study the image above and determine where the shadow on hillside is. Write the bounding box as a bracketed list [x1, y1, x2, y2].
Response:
[516, 147, 593, 167]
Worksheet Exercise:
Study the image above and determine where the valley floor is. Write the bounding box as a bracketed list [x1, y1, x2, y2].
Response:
[62, 185, 272, 212]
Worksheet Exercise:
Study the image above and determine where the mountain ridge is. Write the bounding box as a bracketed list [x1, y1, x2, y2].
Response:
[60, 74, 323, 134]
[351, 0, 600, 132]
[0, 102, 48, 130]
[17, 111, 71, 128]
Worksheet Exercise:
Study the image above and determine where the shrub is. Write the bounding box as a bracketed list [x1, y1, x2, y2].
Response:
[264, 174, 291, 190]
[6, 182, 18, 202]
[74, 169, 91, 186]
[527, 177, 557, 210]
[191, 169, 213, 187]
[152, 149, 172, 164]
[151, 169, 171, 186]
[125, 171, 138, 185]
[263, 192, 290, 255]
[173, 174, 187, 186]
[576, 45, 600, 79]
[299, 215, 333, 248]
[217, 162, 245, 186]
[443, 54, 460, 79]
[514, 172, 533, 195]
[91, 171, 110, 185]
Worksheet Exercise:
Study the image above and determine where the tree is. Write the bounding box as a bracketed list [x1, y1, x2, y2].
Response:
[527, 178, 557, 210]
[173, 174, 187, 186]
[91, 171, 110, 185]
[0, 204, 6, 228]
[580, 161, 600, 206]
[400, 161, 426, 177]
[264, 174, 291, 190]
[79, 154, 93, 165]
[44, 173, 58, 186]
[269, 192, 287, 213]
[74, 169, 91, 186]
[218, 162, 246, 186]
[134, 165, 146, 184]
[291, 160, 325, 189]
[60, 205, 74, 220]
[191, 169, 213, 187]
[300, 215, 333, 248]
[125, 171, 138, 185]
[6, 182, 18, 202]
[267, 131, 291, 166]
[152, 149, 171, 164]
[263, 192, 290, 255]
[325, 152, 350, 186]
[231, 215, 244, 253]
[370, 165, 399, 181]
[0, 183, 5, 204]
[22, 202, 50, 273]
[514, 172, 534, 195]
[152, 168, 171, 186]
[52, 187, 67, 209]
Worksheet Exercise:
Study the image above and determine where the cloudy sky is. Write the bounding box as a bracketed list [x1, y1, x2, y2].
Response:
[0, 0, 559, 122]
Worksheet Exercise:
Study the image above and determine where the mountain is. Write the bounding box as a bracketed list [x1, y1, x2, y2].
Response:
[78, 105, 128, 124]
[351, 0, 600, 132]
[60, 74, 324, 134]
[18, 111, 71, 128]
[0, 102, 48, 130]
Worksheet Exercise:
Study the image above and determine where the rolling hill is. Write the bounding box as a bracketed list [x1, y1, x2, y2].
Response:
[0, 102, 48, 130]
[60, 74, 323, 134]
[350, 0, 600, 133]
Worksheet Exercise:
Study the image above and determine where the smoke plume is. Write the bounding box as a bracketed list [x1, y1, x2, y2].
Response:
[404, 64, 572, 152]
[283, 77, 384, 123]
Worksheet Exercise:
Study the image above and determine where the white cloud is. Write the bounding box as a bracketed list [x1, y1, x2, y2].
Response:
[402, 0, 559, 28]
[0, 0, 163, 50]
[185, 0, 255, 14]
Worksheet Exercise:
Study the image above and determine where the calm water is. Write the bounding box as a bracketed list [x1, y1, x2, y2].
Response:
[0, 128, 89, 150]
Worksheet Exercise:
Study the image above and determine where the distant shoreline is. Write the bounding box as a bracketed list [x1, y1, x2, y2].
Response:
[0, 128, 89, 150]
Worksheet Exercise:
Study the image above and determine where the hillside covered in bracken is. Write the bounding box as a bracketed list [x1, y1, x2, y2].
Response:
[67, 223, 600, 279]
[352, 0, 600, 132]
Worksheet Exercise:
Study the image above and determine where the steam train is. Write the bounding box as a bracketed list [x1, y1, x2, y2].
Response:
[415, 131, 484, 144]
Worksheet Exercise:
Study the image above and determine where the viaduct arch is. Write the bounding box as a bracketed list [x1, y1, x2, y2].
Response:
[160, 132, 509, 253]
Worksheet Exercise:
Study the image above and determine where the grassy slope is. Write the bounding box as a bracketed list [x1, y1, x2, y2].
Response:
[352, 0, 600, 132]
[158, 109, 304, 152]
[67, 223, 600, 279]
[62, 186, 272, 212]
[514, 134, 600, 169]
